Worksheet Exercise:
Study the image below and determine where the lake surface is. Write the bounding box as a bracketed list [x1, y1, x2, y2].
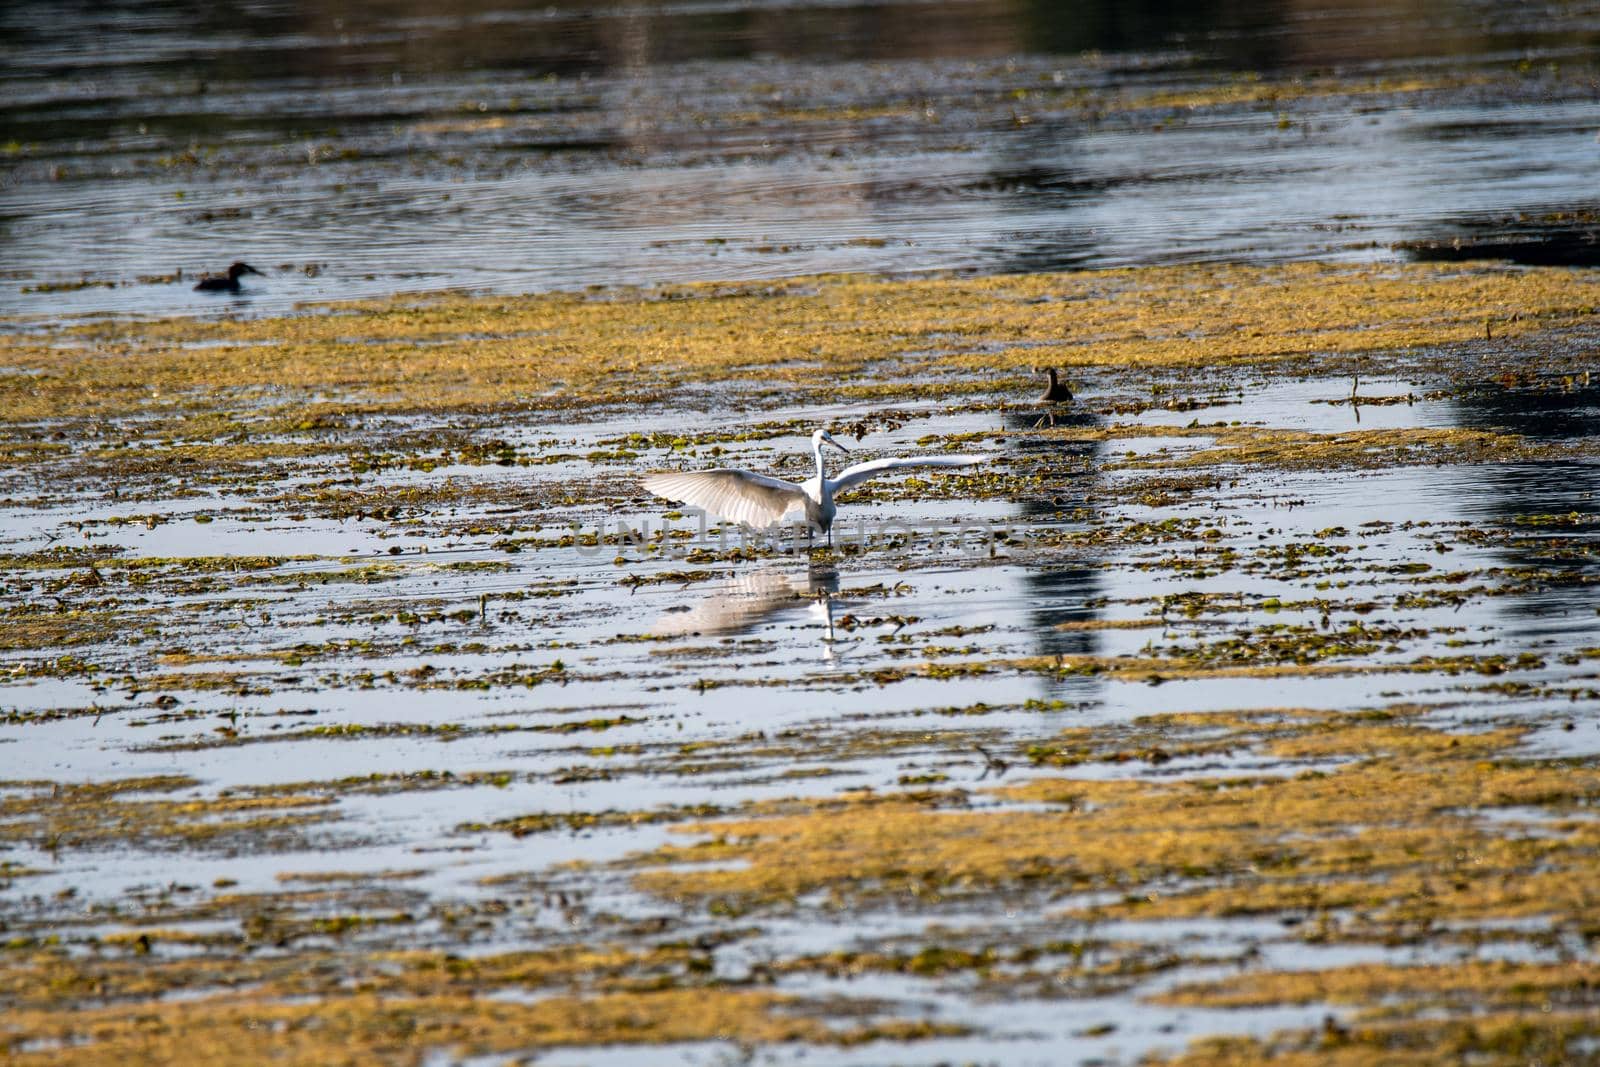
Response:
[3, 0, 1598, 318]
[4, 5, 1600, 1066]
[4, 261, 1600, 1061]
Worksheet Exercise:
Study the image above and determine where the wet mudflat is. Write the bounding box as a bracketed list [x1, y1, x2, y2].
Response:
[3, 261, 1600, 1064]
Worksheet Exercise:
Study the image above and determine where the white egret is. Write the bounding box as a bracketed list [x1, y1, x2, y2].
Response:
[643, 428, 988, 545]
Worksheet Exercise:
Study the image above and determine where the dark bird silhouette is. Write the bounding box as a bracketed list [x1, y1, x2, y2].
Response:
[974, 743, 1009, 780]
[193, 262, 263, 292]
[1034, 367, 1074, 427]
[1039, 367, 1074, 404]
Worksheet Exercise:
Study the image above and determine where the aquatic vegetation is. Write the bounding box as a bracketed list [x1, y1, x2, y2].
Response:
[1119, 426, 1556, 472]
[4, 258, 1600, 1065]
[629, 709, 1600, 938]
[1153, 962, 1600, 1065]
[460, 803, 727, 837]
[1, 986, 960, 1066]
[0, 776, 333, 852]
[3, 263, 1596, 426]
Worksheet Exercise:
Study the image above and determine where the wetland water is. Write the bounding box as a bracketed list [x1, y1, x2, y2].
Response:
[4, 0, 1600, 316]
[3, 3, 1600, 1067]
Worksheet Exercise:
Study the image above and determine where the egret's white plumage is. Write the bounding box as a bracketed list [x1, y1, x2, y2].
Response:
[641, 468, 803, 530]
[643, 428, 988, 541]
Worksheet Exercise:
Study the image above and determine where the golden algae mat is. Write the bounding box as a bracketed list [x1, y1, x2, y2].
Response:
[3, 261, 1600, 1065]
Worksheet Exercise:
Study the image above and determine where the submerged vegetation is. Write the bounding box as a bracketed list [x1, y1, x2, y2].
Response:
[3, 250, 1599, 1064]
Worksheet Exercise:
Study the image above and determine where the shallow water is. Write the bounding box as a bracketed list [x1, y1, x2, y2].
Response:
[5, 5, 1600, 1064]
[5, 351, 1600, 1059]
[4, 0, 1599, 318]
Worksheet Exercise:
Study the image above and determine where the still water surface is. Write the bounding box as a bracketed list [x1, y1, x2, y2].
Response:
[4, 6, 1600, 1064]
[3, 0, 1598, 316]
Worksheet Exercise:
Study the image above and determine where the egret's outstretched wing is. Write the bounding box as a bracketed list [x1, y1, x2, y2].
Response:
[828, 454, 989, 495]
[643, 468, 806, 529]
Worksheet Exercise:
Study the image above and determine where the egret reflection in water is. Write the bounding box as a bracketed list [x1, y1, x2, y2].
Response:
[652, 564, 843, 649]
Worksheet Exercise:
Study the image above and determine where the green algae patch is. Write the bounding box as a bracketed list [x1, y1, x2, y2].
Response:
[1151, 962, 1600, 1067]
[866, 648, 1537, 688]
[243, 769, 525, 799]
[1156, 1011, 1600, 1067]
[627, 712, 1600, 934]
[138, 712, 646, 753]
[1122, 426, 1547, 472]
[0, 776, 333, 852]
[0, 987, 962, 1067]
[461, 802, 728, 837]
[0, 607, 129, 651]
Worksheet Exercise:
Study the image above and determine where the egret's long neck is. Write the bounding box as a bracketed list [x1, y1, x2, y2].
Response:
[813, 441, 828, 487]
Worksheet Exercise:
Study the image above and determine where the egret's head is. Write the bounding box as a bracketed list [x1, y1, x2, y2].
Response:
[229, 262, 263, 279]
[814, 428, 850, 453]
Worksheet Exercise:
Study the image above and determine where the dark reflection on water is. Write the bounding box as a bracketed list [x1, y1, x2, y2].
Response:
[1399, 223, 1600, 268]
[1456, 383, 1600, 444]
[1448, 384, 1600, 635]
[1020, 562, 1105, 667]
[1005, 413, 1107, 667]
[0, 0, 1260, 86]
[2, 0, 1599, 317]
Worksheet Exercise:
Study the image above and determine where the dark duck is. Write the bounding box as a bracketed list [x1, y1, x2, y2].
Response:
[1038, 367, 1074, 404]
[194, 262, 263, 292]
[1034, 367, 1074, 426]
